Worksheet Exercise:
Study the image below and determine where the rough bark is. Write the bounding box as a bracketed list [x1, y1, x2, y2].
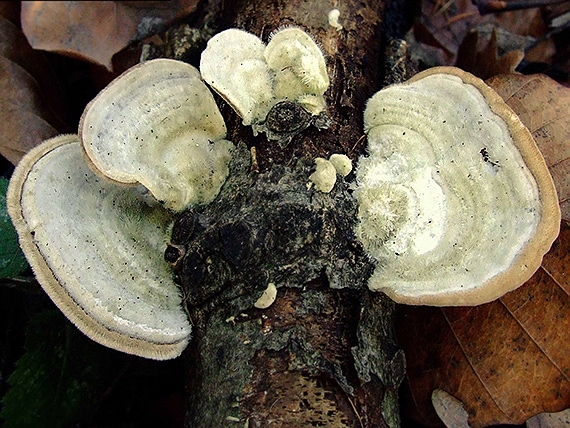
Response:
[166, 0, 407, 426]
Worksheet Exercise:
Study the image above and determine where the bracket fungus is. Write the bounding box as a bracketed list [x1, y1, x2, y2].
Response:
[7, 135, 191, 359]
[6, 59, 237, 359]
[80, 58, 233, 212]
[200, 27, 330, 139]
[355, 66, 560, 306]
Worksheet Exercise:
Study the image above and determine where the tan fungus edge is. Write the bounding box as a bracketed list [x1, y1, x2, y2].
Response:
[392, 66, 561, 306]
[7, 135, 189, 359]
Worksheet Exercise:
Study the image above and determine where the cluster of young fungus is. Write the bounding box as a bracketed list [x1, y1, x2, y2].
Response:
[309, 154, 352, 193]
[200, 27, 329, 136]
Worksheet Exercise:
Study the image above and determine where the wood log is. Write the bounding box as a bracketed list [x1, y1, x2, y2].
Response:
[167, 0, 408, 426]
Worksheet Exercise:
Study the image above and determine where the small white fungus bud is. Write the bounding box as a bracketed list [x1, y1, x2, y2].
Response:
[254, 283, 278, 309]
[309, 158, 337, 193]
[328, 153, 352, 176]
[328, 9, 343, 31]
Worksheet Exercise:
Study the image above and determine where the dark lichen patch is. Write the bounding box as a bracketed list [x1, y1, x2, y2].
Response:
[169, 143, 374, 309]
[172, 144, 402, 427]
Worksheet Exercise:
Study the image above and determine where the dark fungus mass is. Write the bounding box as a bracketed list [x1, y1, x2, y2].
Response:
[167, 144, 375, 309]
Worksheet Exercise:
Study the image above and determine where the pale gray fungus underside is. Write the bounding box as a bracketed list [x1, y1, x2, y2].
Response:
[167, 143, 375, 308]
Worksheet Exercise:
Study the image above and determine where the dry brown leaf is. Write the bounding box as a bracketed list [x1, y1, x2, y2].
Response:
[412, 0, 563, 76]
[456, 28, 524, 79]
[432, 389, 470, 428]
[20, 1, 199, 71]
[487, 73, 570, 221]
[414, 0, 480, 65]
[397, 220, 570, 427]
[527, 407, 570, 428]
[0, 6, 68, 164]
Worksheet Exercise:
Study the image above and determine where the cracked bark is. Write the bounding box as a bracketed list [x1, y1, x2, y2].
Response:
[167, 0, 407, 426]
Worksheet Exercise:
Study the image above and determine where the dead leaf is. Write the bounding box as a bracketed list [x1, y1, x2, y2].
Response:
[527, 407, 570, 428]
[486, 73, 570, 221]
[397, 220, 570, 428]
[481, 9, 556, 70]
[20, 1, 199, 71]
[0, 8, 68, 164]
[432, 389, 470, 428]
[414, 0, 480, 65]
[473, 22, 537, 53]
[410, 0, 566, 80]
[456, 28, 524, 79]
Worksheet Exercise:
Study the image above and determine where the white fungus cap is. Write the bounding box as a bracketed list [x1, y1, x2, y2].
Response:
[355, 66, 560, 306]
[200, 27, 329, 127]
[7, 135, 191, 359]
[80, 59, 233, 212]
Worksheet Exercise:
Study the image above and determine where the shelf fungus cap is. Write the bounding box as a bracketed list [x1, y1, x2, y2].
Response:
[7, 135, 191, 359]
[355, 66, 560, 306]
[79, 58, 233, 212]
[200, 27, 329, 127]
